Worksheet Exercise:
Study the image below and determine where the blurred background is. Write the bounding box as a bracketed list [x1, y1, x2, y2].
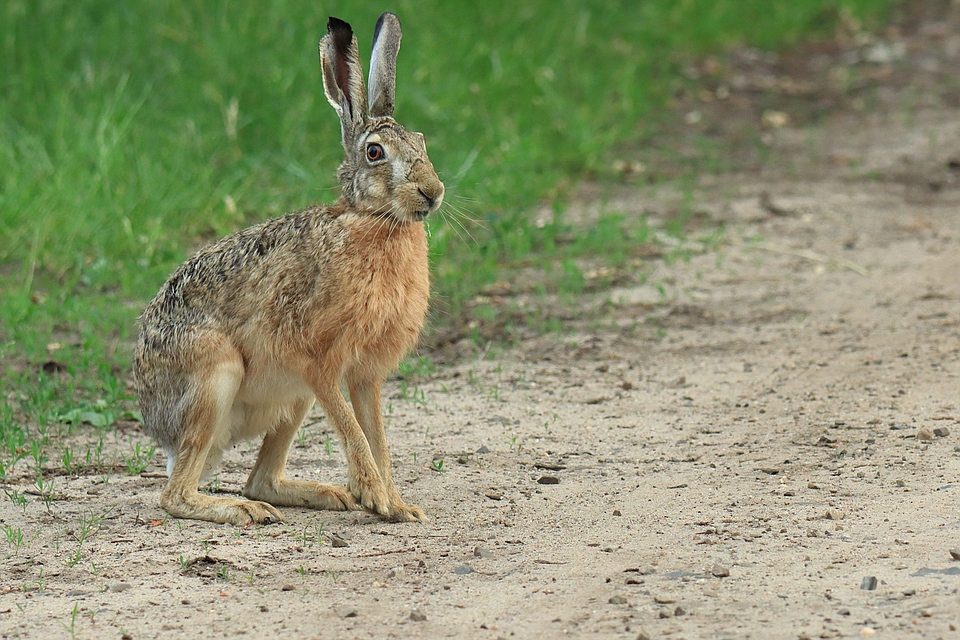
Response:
[0, 0, 896, 399]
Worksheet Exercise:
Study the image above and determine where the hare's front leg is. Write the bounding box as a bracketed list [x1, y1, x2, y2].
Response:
[309, 383, 393, 517]
[243, 398, 360, 512]
[348, 376, 426, 522]
[161, 357, 284, 526]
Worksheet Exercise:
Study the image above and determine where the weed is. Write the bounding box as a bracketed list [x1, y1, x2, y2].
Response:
[178, 555, 191, 571]
[4, 488, 28, 513]
[2, 525, 25, 556]
[123, 443, 156, 475]
[74, 510, 108, 545]
[61, 447, 76, 474]
[431, 459, 445, 473]
[323, 433, 334, 456]
[66, 549, 82, 568]
[218, 566, 230, 582]
[61, 602, 79, 640]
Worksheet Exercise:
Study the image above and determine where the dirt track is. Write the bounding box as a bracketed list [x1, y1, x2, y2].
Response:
[4, 6, 960, 640]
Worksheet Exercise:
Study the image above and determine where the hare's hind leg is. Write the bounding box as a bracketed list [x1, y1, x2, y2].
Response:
[243, 397, 360, 511]
[348, 376, 426, 522]
[161, 351, 284, 526]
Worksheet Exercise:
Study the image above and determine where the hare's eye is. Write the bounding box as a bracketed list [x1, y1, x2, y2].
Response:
[366, 143, 384, 162]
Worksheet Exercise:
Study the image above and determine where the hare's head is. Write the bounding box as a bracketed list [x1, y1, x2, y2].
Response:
[319, 14, 444, 223]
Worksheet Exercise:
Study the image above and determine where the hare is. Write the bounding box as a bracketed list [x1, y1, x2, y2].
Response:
[132, 13, 443, 525]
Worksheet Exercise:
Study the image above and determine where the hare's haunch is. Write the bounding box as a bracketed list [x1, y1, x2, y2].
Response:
[133, 13, 443, 525]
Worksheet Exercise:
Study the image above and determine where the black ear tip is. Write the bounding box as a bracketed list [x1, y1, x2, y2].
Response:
[327, 16, 353, 36]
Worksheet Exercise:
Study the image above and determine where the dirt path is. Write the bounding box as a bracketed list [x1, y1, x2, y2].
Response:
[4, 8, 960, 640]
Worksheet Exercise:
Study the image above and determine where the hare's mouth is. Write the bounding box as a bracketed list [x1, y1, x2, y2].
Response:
[412, 211, 430, 221]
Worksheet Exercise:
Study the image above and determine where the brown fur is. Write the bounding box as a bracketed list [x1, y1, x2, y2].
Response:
[132, 14, 442, 525]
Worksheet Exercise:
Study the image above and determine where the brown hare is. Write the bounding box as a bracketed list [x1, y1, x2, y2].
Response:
[132, 13, 443, 525]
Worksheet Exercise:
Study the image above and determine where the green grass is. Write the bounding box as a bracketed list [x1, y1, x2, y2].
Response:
[1, 0, 896, 463]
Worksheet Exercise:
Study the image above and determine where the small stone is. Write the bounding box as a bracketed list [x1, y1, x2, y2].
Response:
[895, 479, 906, 487]
[658, 608, 674, 619]
[710, 564, 730, 578]
[860, 576, 878, 591]
[409, 609, 427, 622]
[387, 566, 405, 579]
[609, 595, 628, 605]
[476, 445, 491, 454]
[612, 510, 622, 516]
[674, 606, 687, 617]
[484, 491, 503, 501]
[860, 628, 876, 637]
[280, 584, 295, 592]
[65, 590, 88, 597]
[808, 482, 820, 490]
[339, 607, 358, 619]
[259, 605, 268, 612]
[454, 565, 474, 575]
[917, 428, 935, 441]
[473, 546, 493, 559]
[934, 427, 950, 438]
[636, 633, 652, 640]
[330, 534, 349, 548]
[920, 609, 933, 617]
[826, 509, 846, 521]
[950, 549, 960, 561]
[653, 596, 676, 604]
[537, 476, 560, 485]
[902, 589, 916, 596]
[107, 583, 132, 592]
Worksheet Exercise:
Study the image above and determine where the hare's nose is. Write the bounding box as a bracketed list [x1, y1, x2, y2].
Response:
[417, 188, 436, 210]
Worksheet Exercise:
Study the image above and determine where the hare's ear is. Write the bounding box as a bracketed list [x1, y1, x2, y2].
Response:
[368, 12, 402, 118]
[319, 17, 368, 147]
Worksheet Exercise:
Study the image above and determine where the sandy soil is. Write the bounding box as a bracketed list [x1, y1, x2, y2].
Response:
[3, 5, 960, 639]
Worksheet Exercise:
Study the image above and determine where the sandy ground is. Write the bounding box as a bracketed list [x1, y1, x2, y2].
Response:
[4, 6, 960, 640]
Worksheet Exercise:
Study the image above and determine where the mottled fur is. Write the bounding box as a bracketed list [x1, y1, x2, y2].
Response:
[132, 13, 443, 525]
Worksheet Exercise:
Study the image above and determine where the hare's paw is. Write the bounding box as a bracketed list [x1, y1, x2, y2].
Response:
[162, 491, 284, 526]
[348, 475, 391, 517]
[324, 484, 362, 511]
[387, 500, 427, 523]
[231, 499, 285, 526]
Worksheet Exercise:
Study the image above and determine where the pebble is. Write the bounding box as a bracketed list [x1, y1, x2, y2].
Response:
[410, 609, 427, 622]
[609, 595, 628, 605]
[387, 566, 405, 579]
[653, 595, 676, 604]
[860, 576, 878, 591]
[280, 584, 295, 592]
[674, 606, 687, 617]
[65, 590, 89, 597]
[860, 628, 876, 637]
[537, 476, 560, 485]
[934, 427, 950, 438]
[658, 608, 673, 619]
[636, 633, 652, 640]
[473, 546, 494, 559]
[339, 607, 358, 619]
[476, 445, 491, 454]
[330, 534, 349, 548]
[710, 564, 730, 578]
[807, 482, 820, 489]
[107, 583, 132, 592]
[454, 565, 474, 575]
[950, 549, 960, 561]
[917, 428, 935, 441]
[826, 509, 846, 521]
